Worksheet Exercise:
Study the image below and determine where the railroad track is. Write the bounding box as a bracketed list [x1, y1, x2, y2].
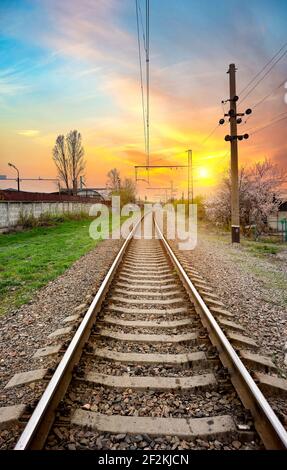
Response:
[11, 214, 287, 450]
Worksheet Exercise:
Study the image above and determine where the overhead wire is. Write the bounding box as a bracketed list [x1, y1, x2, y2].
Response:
[252, 78, 287, 110]
[246, 111, 287, 136]
[135, 0, 147, 155]
[146, 0, 150, 172]
[239, 41, 287, 97]
[240, 47, 287, 104]
[200, 101, 229, 147]
[138, 0, 146, 52]
[201, 124, 220, 145]
[243, 77, 287, 126]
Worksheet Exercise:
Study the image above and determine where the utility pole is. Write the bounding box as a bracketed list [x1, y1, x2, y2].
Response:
[188, 149, 193, 204]
[220, 64, 252, 244]
[228, 64, 240, 243]
[187, 149, 193, 216]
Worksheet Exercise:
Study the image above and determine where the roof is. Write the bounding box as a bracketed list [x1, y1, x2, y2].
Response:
[279, 200, 287, 211]
[0, 189, 107, 204]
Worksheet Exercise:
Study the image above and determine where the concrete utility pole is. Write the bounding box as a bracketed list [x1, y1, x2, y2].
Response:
[228, 64, 240, 243]
[220, 65, 251, 244]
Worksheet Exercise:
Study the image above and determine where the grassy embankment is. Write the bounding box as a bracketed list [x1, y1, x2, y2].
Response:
[0, 213, 126, 316]
[198, 221, 285, 257]
[197, 223, 287, 304]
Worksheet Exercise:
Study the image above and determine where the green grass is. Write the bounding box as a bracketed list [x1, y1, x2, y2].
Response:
[0, 215, 125, 316]
[198, 222, 284, 258]
[241, 240, 281, 256]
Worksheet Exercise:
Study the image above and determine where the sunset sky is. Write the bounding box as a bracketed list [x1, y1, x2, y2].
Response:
[0, 0, 286, 199]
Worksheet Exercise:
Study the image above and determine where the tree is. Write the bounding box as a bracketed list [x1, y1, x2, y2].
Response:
[52, 135, 70, 191]
[121, 178, 137, 206]
[66, 130, 85, 194]
[245, 160, 285, 235]
[205, 159, 285, 235]
[52, 130, 85, 194]
[106, 169, 136, 206]
[107, 168, 121, 191]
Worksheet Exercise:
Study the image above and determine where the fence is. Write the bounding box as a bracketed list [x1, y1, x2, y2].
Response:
[0, 201, 97, 231]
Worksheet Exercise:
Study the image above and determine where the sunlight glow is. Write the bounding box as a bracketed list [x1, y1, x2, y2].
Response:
[198, 167, 209, 179]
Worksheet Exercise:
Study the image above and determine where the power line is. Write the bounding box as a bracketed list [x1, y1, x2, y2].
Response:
[247, 112, 287, 136]
[138, 0, 146, 52]
[239, 41, 287, 96]
[240, 47, 287, 104]
[250, 115, 287, 136]
[135, 0, 147, 154]
[252, 78, 287, 110]
[201, 101, 229, 146]
[146, 0, 150, 171]
[201, 124, 220, 145]
[243, 77, 287, 126]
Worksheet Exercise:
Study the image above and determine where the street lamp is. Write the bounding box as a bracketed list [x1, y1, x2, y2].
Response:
[8, 163, 20, 191]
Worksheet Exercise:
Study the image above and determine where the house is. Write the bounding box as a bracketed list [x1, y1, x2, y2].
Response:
[268, 200, 287, 231]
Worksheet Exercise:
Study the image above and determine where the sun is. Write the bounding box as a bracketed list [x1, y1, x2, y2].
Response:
[198, 167, 209, 179]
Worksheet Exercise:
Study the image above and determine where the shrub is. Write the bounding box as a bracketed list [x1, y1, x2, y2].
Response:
[17, 211, 91, 229]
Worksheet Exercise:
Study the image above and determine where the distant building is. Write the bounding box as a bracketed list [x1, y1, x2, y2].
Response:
[95, 189, 112, 201]
[268, 200, 287, 231]
[76, 188, 111, 201]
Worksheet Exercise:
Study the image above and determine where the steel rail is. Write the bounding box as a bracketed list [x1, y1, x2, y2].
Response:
[15, 214, 143, 450]
[154, 217, 287, 450]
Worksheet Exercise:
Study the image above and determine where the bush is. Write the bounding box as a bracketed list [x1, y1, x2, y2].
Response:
[17, 211, 91, 229]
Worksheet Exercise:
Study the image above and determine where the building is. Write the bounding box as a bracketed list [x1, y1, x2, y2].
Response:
[76, 188, 111, 201]
[268, 200, 287, 231]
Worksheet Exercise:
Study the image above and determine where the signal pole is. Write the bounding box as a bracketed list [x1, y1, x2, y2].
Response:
[228, 64, 240, 243]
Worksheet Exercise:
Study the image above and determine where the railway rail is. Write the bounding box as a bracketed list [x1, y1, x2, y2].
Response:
[10, 213, 287, 450]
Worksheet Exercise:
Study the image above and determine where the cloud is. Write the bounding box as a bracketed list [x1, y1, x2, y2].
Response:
[17, 130, 40, 137]
[0, 77, 30, 97]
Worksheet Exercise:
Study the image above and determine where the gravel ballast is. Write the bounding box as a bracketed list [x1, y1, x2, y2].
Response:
[172, 230, 287, 372]
[0, 238, 123, 408]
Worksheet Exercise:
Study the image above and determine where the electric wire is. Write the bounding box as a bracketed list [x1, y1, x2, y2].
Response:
[146, 0, 150, 172]
[138, 0, 147, 52]
[246, 112, 287, 136]
[240, 48, 287, 104]
[252, 78, 287, 110]
[243, 77, 287, 126]
[135, 0, 147, 155]
[239, 41, 287, 97]
[201, 124, 220, 145]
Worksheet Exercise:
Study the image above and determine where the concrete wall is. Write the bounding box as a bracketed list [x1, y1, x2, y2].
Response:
[0, 201, 95, 230]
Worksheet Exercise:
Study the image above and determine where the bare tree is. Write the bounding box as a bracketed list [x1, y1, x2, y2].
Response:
[121, 178, 136, 206]
[106, 169, 136, 206]
[107, 168, 121, 191]
[52, 135, 70, 191]
[52, 130, 85, 194]
[66, 130, 85, 195]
